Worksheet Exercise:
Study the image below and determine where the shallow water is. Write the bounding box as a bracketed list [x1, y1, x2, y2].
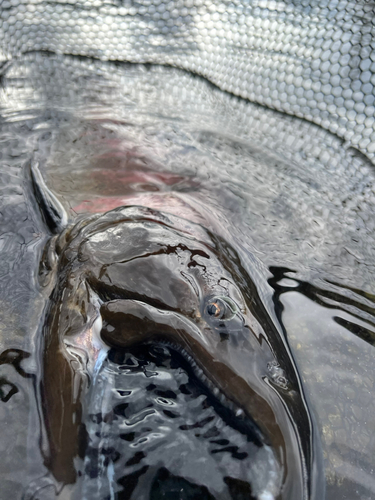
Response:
[0, 53, 374, 499]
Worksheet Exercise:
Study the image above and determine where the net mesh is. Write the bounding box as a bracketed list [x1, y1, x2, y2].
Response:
[1, 0, 375, 161]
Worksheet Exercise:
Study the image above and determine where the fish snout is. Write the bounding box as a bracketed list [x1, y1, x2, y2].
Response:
[100, 299, 210, 350]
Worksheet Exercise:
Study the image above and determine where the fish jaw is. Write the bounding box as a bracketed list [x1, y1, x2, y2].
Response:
[98, 297, 308, 500]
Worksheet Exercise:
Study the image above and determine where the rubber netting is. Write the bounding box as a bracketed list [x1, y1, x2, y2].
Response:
[0, 0, 375, 162]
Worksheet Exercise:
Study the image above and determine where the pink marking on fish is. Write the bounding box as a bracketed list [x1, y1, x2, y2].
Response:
[73, 193, 207, 225]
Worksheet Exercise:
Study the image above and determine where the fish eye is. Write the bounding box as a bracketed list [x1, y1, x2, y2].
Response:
[205, 296, 238, 321]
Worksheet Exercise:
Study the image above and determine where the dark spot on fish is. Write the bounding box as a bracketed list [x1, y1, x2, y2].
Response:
[0, 349, 33, 379]
[117, 465, 150, 500]
[179, 384, 192, 395]
[117, 389, 132, 397]
[0, 378, 18, 402]
[202, 427, 220, 439]
[91, 413, 104, 424]
[146, 384, 157, 392]
[179, 415, 215, 431]
[155, 389, 177, 399]
[210, 439, 230, 446]
[77, 423, 89, 459]
[224, 476, 256, 500]
[211, 446, 248, 461]
[150, 467, 216, 500]
[163, 410, 180, 419]
[125, 451, 145, 466]
[120, 432, 136, 442]
[114, 403, 129, 417]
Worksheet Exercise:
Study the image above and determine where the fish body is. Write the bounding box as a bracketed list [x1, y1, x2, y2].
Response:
[32, 156, 323, 499]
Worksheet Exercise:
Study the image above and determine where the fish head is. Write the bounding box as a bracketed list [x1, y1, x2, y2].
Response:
[45, 203, 314, 498]
[30, 155, 319, 498]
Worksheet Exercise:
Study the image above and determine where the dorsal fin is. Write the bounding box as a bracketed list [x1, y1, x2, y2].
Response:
[29, 160, 68, 234]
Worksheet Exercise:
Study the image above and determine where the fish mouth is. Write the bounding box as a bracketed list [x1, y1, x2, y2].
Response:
[99, 297, 267, 449]
[132, 340, 268, 448]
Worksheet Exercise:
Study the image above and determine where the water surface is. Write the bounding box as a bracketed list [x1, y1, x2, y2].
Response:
[0, 53, 374, 499]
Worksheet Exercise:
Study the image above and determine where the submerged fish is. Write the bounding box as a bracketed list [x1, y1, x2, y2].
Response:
[31, 161, 323, 499]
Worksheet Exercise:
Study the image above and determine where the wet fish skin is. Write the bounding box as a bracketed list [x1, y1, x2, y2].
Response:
[38, 202, 321, 499]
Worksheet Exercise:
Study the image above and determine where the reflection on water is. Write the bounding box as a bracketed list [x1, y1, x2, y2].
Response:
[270, 269, 375, 499]
[0, 53, 374, 499]
[80, 346, 279, 500]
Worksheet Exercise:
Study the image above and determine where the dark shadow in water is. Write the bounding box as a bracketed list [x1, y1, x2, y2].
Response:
[0, 349, 35, 402]
[109, 345, 264, 447]
[150, 467, 216, 500]
[268, 267, 375, 348]
[224, 477, 256, 500]
[87, 344, 268, 500]
[333, 316, 375, 347]
[0, 349, 34, 379]
[0, 377, 18, 402]
[117, 465, 150, 500]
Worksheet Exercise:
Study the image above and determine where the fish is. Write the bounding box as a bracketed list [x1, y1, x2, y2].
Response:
[30, 160, 324, 499]
[0, 0, 373, 496]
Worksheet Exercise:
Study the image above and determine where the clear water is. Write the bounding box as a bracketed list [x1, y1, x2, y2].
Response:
[0, 52, 375, 499]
